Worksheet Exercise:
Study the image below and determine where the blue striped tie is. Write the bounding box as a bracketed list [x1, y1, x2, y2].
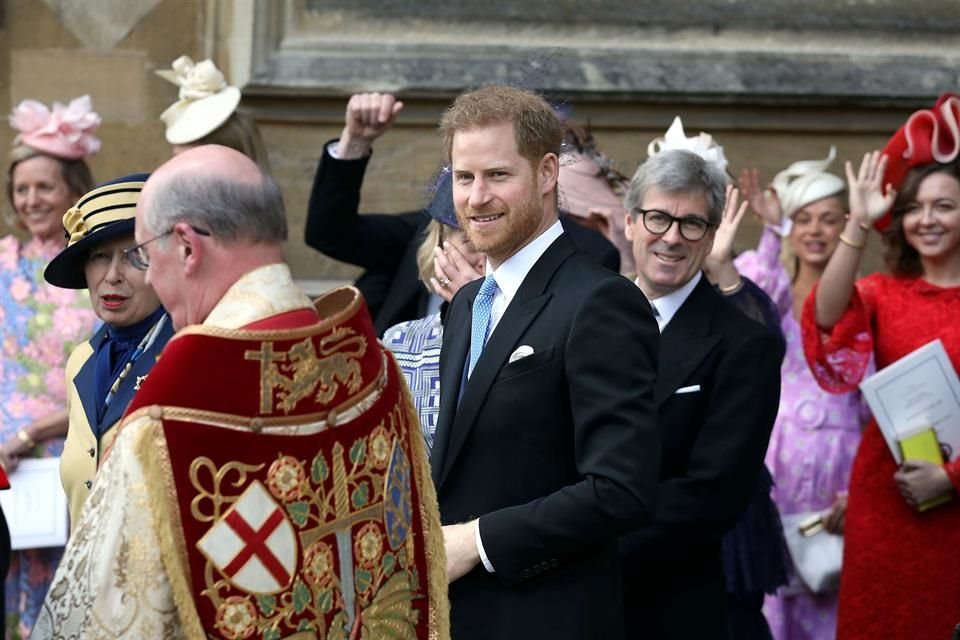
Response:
[468, 274, 499, 378]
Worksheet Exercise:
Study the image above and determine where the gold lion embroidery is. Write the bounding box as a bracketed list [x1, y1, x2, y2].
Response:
[244, 328, 367, 414]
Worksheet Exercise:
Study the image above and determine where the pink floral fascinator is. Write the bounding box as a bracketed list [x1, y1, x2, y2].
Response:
[8, 95, 101, 160]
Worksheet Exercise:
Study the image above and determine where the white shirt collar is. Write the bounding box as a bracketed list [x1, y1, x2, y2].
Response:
[636, 271, 702, 332]
[202, 263, 314, 329]
[487, 219, 563, 306]
[477, 220, 564, 338]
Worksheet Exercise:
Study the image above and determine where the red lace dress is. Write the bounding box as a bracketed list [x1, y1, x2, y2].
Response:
[802, 273, 960, 639]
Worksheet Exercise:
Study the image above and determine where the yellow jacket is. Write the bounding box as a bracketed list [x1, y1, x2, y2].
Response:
[61, 313, 173, 527]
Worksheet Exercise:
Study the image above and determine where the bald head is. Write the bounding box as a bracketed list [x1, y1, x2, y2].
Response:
[153, 144, 262, 191]
[134, 145, 288, 328]
[140, 144, 287, 244]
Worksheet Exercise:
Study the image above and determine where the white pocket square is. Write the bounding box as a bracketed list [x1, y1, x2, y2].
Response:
[674, 384, 701, 394]
[509, 345, 535, 363]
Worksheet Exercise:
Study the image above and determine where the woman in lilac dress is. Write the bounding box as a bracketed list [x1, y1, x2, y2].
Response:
[736, 149, 868, 640]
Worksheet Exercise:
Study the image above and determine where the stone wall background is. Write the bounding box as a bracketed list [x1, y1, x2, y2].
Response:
[2, 0, 959, 289]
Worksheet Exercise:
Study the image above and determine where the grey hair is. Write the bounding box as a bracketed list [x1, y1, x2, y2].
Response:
[624, 149, 728, 225]
[144, 170, 287, 243]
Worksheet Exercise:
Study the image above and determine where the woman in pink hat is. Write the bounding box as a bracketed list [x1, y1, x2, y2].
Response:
[803, 93, 960, 639]
[0, 95, 99, 638]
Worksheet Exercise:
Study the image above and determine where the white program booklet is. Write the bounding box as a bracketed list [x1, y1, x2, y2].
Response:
[0, 457, 68, 550]
[859, 339, 960, 465]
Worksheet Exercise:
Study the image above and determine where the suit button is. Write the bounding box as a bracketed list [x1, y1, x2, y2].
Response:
[85, 480, 93, 489]
[88, 448, 96, 457]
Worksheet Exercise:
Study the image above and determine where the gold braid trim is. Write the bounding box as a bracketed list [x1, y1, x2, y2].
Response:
[119, 352, 388, 434]
[134, 419, 206, 640]
[389, 354, 450, 639]
[169, 286, 362, 344]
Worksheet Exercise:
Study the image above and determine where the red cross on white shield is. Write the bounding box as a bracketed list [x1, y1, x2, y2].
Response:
[197, 481, 298, 594]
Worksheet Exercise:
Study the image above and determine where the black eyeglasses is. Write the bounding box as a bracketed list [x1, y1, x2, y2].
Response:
[124, 225, 211, 270]
[634, 208, 715, 242]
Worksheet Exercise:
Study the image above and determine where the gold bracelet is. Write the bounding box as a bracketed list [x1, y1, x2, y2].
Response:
[838, 233, 865, 250]
[16, 428, 36, 448]
[857, 221, 872, 232]
[719, 278, 744, 295]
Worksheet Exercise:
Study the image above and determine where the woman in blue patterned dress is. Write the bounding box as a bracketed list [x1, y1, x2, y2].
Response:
[383, 217, 484, 453]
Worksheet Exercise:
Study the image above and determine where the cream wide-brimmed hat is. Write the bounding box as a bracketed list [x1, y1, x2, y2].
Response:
[770, 147, 845, 220]
[156, 56, 241, 145]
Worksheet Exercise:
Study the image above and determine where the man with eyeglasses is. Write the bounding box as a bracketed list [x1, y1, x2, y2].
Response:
[35, 145, 449, 638]
[618, 148, 782, 639]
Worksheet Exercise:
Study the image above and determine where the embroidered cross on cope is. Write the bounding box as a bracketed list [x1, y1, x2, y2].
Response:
[196, 481, 298, 594]
[223, 507, 291, 586]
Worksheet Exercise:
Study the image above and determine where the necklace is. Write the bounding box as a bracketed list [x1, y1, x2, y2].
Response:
[103, 313, 168, 408]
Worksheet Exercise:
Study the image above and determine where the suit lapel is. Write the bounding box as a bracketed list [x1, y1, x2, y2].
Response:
[75, 325, 108, 436]
[654, 278, 722, 405]
[435, 234, 575, 489]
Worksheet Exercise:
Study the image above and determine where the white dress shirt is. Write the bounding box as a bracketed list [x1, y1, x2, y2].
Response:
[637, 271, 702, 333]
[487, 220, 564, 335]
[325, 140, 350, 160]
[474, 219, 565, 573]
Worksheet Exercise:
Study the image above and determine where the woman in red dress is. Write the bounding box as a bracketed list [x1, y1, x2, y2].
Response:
[802, 93, 960, 639]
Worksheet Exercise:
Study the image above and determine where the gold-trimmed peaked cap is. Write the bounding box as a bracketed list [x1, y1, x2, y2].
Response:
[43, 173, 149, 289]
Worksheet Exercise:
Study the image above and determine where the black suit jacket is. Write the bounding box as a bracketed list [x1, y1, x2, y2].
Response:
[432, 233, 660, 640]
[304, 142, 621, 335]
[619, 277, 783, 639]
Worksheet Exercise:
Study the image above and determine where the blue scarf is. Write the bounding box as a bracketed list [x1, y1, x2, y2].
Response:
[92, 306, 165, 428]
